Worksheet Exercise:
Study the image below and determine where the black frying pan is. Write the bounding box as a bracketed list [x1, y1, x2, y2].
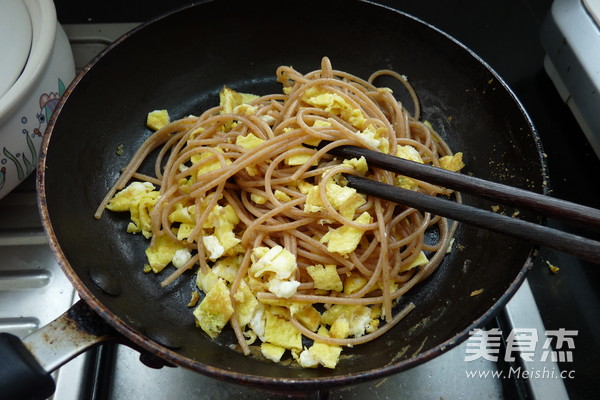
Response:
[0, 0, 547, 397]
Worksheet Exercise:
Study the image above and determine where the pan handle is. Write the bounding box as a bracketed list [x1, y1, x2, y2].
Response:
[0, 300, 118, 400]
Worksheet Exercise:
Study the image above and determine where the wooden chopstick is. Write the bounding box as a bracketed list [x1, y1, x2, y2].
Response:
[327, 144, 600, 230]
[344, 174, 600, 264]
[312, 143, 600, 263]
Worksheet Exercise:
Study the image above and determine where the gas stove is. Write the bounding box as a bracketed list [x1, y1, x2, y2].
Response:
[2, 1, 599, 398]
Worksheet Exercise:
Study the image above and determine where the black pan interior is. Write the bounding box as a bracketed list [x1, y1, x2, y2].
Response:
[39, 0, 546, 389]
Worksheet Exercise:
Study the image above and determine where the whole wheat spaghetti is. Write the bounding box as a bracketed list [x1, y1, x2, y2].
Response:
[96, 57, 463, 368]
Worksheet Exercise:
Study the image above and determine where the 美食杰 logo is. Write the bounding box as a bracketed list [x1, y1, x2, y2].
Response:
[464, 328, 577, 380]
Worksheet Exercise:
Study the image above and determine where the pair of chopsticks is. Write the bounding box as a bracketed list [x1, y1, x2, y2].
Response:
[324, 144, 600, 264]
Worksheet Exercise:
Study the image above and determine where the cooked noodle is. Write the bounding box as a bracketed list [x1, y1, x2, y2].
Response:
[95, 57, 461, 366]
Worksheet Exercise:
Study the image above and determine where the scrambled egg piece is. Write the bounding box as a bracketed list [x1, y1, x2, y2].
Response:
[127, 192, 159, 238]
[193, 278, 234, 338]
[235, 133, 265, 175]
[290, 303, 321, 332]
[439, 152, 465, 172]
[106, 181, 157, 209]
[219, 87, 260, 130]
[250, 193, 267, 204]
[296, 326, 342, 369]
[212, 256, 240, 283]
[396, 145, 424, 163]
[306, 264, 343, 292]
[202, 204, 241, 257]
[304, 180, 366, 219]
[176, 223, 195, 241]
[172, 248, 192, 268]
[546, 260, 560, 274]
[342, 156, 368, 174]
[296, 180, 313, 195]
[188, 126, 205, 140]
[320, 211, 372, 255]
[197, 256, 243, 294]
[145, 234, 187, 273]
[400, 250, 429, 272]
[395, 145, 424, 191]
[343, 273, 367, 294]
[249, 246, 297, 280]
[284, 146, 318, 166]
[235, 133, 265, 149]
[191, 148, 232, 176]
[325, 181, 362, 211]
[311, 119, 331, 129]
[169, 202, 195, 224]
[263, 311, 302, 351]
[268, 278, 301, 299]
[330, 318, 350, 339]
[295, 348, 319, 368]
[304, 185, 323, 213]
[202, 235, 225, 261]
[321, 304, 373, 339]
[261, 342, 286, 363]
[247, 304, 266, 342]
[146, 109, 170, 131]
[168, 202, 197, 241]
[274, 190, 292, 202]
[233, 103, 258, 115]
[233, 280, 260, 327]
[187, 290, 200, 307]
[196, 267, 219, 293]
[301, 88, 389, 150]
[219, 86, 259, 114]
[357, 124, 389, 153]
[302, 87, 366, 129]
[249, 246, 300, 299]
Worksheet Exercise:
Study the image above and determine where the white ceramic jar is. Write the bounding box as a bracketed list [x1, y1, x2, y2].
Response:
[0, 0, 76, 199]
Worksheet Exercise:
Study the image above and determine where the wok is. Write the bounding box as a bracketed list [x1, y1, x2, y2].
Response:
[0, 0, 547, 398]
